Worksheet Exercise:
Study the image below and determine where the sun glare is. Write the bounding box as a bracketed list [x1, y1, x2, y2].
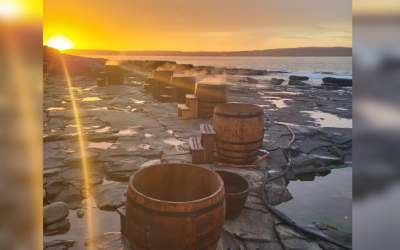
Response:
[45, 34, 75, 51]
[0, 0, 23, 20]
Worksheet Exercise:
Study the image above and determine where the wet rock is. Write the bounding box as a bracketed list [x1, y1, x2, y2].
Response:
[217, 231, 240, 250]
[264, 182, 293, 205]
[271, 78, 285, 85]
[51, 184, 84, 209]
[60, 168, 85, 181]
[103, 157, 149, 174]
[247, 77, 259, 84]
[291, 165, 316, 175]
[89, 174, 104, 185]
[289, 75, 309, 81]
[91, 182, 127, 210]
[288, 81, 308, 86]
[311, 155, 344, 165]
[280, 238, 316, 250]
[259, 242, 284, 250]
[223, 209, 276, 242]
[43, 240, 75, 250]
[43, 134, 65, 142]
[245, 194, 269, 213]
[77, 208, 85, 218]
[229, 87, 250, 94]
[161, 153, 191, 163]
[63, 150, 99, 168]
[322, 77, 352, 87]
[243, 241, 260, 250]
[329, 135, 352, 145]
[313, 223, 352, 250]
[296, 139, 332, 154]
[43, 168, 63, 177]
[85, 232, 130, 250]
[46, 219, 70, 231]
[275, 225, 307, 240]
[43, 202, 69, 225]
[81, 189, 90, 198]
[315, 166, 331, 175]
[317, 241, 336, 250]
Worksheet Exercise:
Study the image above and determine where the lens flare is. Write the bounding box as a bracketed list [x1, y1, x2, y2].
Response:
[44, 34, 75, 51]
[0, 0, 23, 20]
[59, 53, 93, 249]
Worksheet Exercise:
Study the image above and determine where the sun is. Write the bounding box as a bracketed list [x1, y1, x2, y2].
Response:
[44, 34, 75, 51]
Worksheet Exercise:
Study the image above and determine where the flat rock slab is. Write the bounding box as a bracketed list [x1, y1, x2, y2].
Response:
[296, 139, 332, 154]
[260, 242, 284, 250]
[264, 183, 293, 206]
[91, 182, 127, 210]
[85, 232, 130, 250]
[216, 231, 240, 250]
[103, 157, 150, 174]
[223, 209, 276, 242]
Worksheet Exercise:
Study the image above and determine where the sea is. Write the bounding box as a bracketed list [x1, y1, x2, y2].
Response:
[82, 55, 352, 85]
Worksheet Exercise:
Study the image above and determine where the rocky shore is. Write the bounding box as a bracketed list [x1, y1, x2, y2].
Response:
[43, 50, 352, 250]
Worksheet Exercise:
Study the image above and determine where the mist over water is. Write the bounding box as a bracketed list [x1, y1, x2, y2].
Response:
[85, 55, 352, 80]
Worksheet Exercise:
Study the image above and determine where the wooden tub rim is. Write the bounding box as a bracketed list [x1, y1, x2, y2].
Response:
[127, 163, 225, 211]
[214, 103, 264, 118]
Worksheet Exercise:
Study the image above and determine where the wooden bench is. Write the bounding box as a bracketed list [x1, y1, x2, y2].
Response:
[189, 137, 204, 164]
[185, 94, 198, 119]
[200, 124, 216, 163]
[177, 104, 191, 119]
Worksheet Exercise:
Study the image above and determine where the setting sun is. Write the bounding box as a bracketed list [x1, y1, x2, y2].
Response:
[44, 34, 74, 51]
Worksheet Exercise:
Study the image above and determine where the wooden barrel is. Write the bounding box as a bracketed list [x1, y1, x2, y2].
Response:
[151, 87, 166, 102]
[213, 103, 264, 164]
[105, 65, 124, 85]
[126, 163, 225, 250]
[153, 70, 173, 87]
[195, 83, 227, 119]
[146, 77, 157, 88]
[171, 77, 196, 103]
[96, 78, 106, 87]
[215, 171, 249, 220]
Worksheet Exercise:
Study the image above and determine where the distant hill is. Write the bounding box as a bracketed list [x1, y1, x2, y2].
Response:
[64, 47, 352, 57]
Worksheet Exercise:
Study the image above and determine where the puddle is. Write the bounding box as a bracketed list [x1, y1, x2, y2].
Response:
[87, 142, 113, 149]
[167, 130, 174, 135]
[145, 133, 153, 138]
[276, 168, 352, 232]
[129, 98, 145, 104]
[163, 138, 185, 147]
[61, 101, 67, 104]
[95, 126, 110, 133]
[43, 204, 120, 249]
[131, 109, 138, 112]
[262, 91, 302, 96]
[140, 159, 161, 167]
[302, 111, 352, 128]
[265, 98, 292, 108]
[70, 87, 93, 92]
[116, 128, 137, 136]
[336, 107, 349, 111]
[47, 107, 65, 111]
[82, 97, 102, 102]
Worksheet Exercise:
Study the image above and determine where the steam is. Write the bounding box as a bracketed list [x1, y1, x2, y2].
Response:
[198, 75, 227, 84]
[156, 62, 227, 84]
[105, 60, 123, 65]
[156, 62, 208, 77]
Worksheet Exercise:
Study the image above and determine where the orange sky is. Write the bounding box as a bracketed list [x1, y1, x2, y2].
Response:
[43, 0, 352, 51]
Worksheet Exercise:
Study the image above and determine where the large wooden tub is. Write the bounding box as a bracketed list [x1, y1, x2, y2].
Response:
[126, 163, 226, 250]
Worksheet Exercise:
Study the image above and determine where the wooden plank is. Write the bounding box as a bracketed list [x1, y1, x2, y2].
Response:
[200, 124, 216, 135]
[189, 137, 204, 164]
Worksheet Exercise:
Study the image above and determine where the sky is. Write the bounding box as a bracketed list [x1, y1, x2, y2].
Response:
[43, 0, 352, 51]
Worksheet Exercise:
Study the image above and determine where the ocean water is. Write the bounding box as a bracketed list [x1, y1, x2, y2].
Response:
[82, 55, 352, 84]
